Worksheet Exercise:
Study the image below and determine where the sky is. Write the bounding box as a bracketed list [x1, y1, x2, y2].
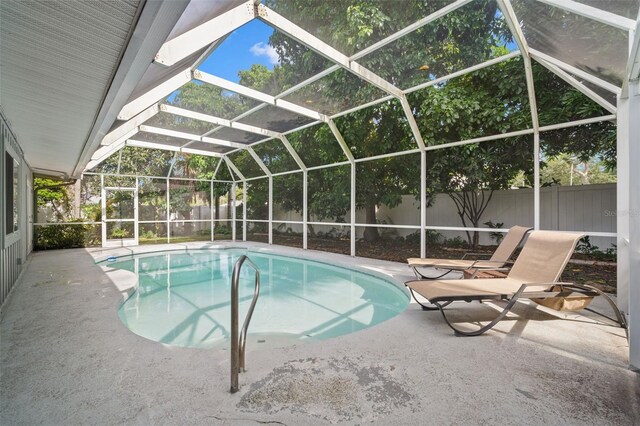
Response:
[198, 20, 276, 83]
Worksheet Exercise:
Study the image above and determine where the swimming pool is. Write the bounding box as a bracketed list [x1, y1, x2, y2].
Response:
[106, 249, 409, 349]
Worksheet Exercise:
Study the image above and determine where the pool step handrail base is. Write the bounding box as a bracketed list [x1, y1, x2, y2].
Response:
[230, 254, 261, 394]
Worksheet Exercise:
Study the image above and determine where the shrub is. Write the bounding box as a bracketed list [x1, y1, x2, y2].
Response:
[35, 220, 90, 250]
[576, 236, 616, 262]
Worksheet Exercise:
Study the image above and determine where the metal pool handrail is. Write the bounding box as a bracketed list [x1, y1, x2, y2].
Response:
[230, 255, 261, 394]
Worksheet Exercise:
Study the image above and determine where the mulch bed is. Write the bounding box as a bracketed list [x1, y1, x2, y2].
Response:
[248, 234, 617, 294]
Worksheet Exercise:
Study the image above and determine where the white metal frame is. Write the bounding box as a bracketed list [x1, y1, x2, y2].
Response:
[87, 0, 629, 253]
[78, 0, 637, 358]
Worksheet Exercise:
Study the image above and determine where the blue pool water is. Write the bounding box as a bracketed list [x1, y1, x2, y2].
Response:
[106, 249, 409, 349]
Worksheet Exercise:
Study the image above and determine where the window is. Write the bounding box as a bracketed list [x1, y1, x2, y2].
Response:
[5, 151, 19, 235]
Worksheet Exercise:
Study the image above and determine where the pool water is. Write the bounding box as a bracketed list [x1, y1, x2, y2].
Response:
[108, 249, 409, 349]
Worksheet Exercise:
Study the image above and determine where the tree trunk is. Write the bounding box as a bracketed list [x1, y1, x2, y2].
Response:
[362, 201, 379, 242]
[214, 196, 220, 220]
[471, 219, 480, 248]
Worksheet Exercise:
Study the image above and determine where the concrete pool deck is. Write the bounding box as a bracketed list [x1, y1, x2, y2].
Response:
[1, 242, 638, 425]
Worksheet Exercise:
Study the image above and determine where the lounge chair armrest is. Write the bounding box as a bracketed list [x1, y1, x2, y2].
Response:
[468, 266, 510, 279]
[522, 282, 574, 287]
[469, 259, 511, 268]
[461, 252, 492, 260]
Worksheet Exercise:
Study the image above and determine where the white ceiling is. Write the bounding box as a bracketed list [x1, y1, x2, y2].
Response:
[0, 0, 143, 175]
[0, 0, 193, 178]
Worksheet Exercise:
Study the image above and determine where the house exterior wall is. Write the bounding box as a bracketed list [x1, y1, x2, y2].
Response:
[1, 110, 33, 308]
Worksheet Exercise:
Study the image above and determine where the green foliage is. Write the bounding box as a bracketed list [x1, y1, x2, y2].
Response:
[442, 236, 469, 249]
[34, 221, 99, 250]
[79, 0, 616, 250]
[541, 154, 616, 186]
[576, 237, 616, 262]
[483, 220, 504, 244]
[110, 227, 130, 238]
[34, 178, 74, 221]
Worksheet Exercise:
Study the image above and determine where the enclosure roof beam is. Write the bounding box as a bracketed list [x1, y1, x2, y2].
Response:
[86, 138, 129, 171]
[534, 0, 636, 31]
[247, 146, 272, 177]
[224, 156, 246, 182]
[530, 48, 622, 94]
[403, 51, 521, 95]
[259, 2, 474, 101]
[211, 157, 223, 180]
[327, 119, 355, 163]
[193, 70, 327, 121]
[125, 139, 224, 158]
[118, 69, 192, 121]
[535, 57, 617, 113]
[103, 104, 159, 146]
[622, 18, 640, 97]
[258, 4, 403, 98]
[279, 135, 307, 172]
[498, 0, 540, 132]
[160, 104, 280, 138]
[350, 0, 475, 61]
[153, 1, 256, 66]
[138, 125, 247, 149]
[399, 96, 426, 150]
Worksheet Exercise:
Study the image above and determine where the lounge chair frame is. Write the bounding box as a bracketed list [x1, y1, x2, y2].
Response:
[407, 282, 627, 337]
[409, 226, 531, 279]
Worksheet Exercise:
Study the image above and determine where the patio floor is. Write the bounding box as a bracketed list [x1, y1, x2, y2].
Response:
[1, 243, 638, 425]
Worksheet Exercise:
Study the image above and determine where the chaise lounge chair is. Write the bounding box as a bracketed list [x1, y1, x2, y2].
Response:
[405, 230, 627, 336]
[407, 225, 532, 279]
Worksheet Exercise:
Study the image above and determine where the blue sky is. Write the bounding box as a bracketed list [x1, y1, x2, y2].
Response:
[198, 20, 276, 83]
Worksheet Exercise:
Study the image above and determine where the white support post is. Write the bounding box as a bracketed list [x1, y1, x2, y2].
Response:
[303, 170, 308, 250]
[231, 182, 237, 242]
[268, 176, 273, 245]
[115, 148, 124, 175]
[166, 177, 171, 243]
[210, 182, 214, 242]
[326, 119, 356, 256]
[243, 183, 247, 242]
[100, 174, 106, 247]
[499, 0, 541, 230]
[350, 162, 356, 257]
[134, 178, 139, 244]
[420, 150, 427, 258]
[533, 133, 541, 230]
[617, 80, 640, 370]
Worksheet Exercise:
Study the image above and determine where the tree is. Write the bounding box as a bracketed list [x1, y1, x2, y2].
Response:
[541, 154, 616, 186]
[34, 178, 74, 221]
[246, 0, 518, 242]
